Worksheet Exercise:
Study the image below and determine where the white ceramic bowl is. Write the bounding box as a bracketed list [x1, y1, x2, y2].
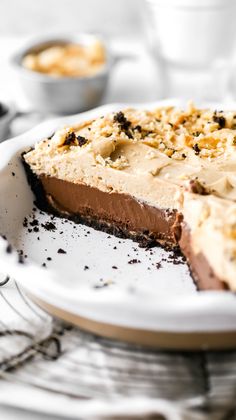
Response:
[11, 34, 116, 114]
[146, 0, 236, 67]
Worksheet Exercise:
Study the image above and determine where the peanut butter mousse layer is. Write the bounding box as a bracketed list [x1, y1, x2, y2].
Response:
[22, 103, 236, 291]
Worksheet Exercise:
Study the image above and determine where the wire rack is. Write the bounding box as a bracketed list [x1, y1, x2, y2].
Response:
[0, 274, 236, 420]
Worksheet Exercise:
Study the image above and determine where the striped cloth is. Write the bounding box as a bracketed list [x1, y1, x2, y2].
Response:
[0, 277, 235, 419]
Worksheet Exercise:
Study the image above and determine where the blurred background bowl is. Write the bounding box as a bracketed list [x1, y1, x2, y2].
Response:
[11, 34, 115, 114]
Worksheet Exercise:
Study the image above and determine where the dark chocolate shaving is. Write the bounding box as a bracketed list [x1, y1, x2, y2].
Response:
[63, 132, 77, 146]
[63, 132, 88, 147]
[77, 135, 88, 147]
[113, 111, 133, 138]
[189, 179, 210, 195]
[193, 143, 200, 155]
[213, 113, 226, 129]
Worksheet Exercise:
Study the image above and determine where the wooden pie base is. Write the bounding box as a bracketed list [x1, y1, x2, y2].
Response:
[29, 294, 236, 351]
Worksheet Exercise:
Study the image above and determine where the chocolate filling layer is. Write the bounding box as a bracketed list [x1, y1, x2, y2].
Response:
[40, 175, 182, 247]
[22, 155, 181, 247]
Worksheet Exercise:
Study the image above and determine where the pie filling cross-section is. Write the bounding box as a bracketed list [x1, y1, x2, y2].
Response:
[22, 103, 236, 291]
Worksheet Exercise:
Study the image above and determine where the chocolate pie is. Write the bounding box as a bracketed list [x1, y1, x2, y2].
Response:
[22, 103, 236, 291]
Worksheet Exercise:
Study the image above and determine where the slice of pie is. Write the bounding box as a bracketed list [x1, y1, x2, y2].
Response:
[22, 103, 236, 291]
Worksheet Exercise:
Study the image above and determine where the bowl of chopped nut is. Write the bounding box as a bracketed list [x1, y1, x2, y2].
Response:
[12, 34, 115, 114]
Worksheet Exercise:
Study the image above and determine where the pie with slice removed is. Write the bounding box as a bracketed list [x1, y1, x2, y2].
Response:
[22, 103, 236, 291]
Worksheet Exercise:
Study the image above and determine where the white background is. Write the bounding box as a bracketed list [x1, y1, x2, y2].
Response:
[0, 0, 145, 39]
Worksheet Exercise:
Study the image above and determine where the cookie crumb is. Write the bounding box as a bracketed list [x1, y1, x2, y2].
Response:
[57, 248, 66, 254]
[128, 259, 141, 264]
[41, 221, 56, 231]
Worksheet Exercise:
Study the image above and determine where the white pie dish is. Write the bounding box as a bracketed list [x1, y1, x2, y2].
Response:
[0, 100, 236, 350]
